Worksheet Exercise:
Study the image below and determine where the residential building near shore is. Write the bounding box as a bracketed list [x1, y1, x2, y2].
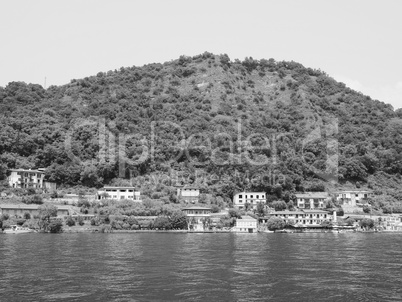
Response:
[8, 168, 45, 189]
[8, 168, 56, 191]
[233, 215, 258, 233]
[334, 190, 373, 206]
[295, 192, 329, 209]
[233, 192, 266, 210]
[182, 206, 211, 231]
[96, 186, 141, 201]
[177, 186, 200, 203]
[261, 209, 335, 226]
[0, 204, 71, 219]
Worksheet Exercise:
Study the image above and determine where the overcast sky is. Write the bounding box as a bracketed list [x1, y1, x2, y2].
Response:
[0, 0, 401, 109]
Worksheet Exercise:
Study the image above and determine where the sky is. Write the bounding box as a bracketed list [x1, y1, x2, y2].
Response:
[0, 0, 401, 109]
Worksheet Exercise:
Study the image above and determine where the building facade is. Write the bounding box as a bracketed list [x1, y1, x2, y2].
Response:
[0, 204, 70, 219]
[8, 169, 45, 189]
[233, 192, 266, 210]
[233, 215, 258, 233]
[182, 206, 211, 231]
[97, 187, 141, 201]
[295, 192, 328, 209]
[333, 190, 372, 206]
[263, 209, 333, 226]
[177, 186, 200, 203]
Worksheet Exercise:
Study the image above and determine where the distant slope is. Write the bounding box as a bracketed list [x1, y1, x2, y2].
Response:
[1, 52, 402, 208]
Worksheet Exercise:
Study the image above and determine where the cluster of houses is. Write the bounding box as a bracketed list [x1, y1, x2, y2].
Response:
[3, 169, 402, 232]
[181, 189, 402, 233]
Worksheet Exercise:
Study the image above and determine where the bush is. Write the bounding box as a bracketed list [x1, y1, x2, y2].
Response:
[267, 217, 286, 231]
[65, 216, 76, 227]
[77, 216, 85, 226]
[130, 224, 140, 230]
[1, 213, 10, 221]
[48, 220, 63, 233]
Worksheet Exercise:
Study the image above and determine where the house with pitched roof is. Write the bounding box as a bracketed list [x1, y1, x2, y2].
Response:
[295, 192, 329, 209]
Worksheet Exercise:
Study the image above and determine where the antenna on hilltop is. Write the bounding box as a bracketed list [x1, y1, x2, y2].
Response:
[44, 77, 47, 89]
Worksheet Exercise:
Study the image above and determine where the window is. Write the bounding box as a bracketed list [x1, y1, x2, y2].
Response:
[238, 194, 243, 199]
[250, 195, 253, 198]
[256, 195, 259, 199]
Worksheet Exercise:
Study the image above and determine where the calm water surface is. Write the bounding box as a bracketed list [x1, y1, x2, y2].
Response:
[0, 233, 401, 301]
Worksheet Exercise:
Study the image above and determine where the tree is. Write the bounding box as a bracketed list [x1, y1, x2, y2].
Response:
[360, 218, 374, 230]
[266, 217, 286, 231]
[48, 220, 63, 233]
[200, 217, 212, 230]
[272, 200, 287, 211]
[256, 202, 265, 217]
[320, 220, 333, 228]
[211, 205, 220, 213]
[65, 216, 76, 227]
[229, 208, 241, 218]
[344, 217, 355, 226]
[153, 216, 172, 230]
[363, 206, 371, 214]
[38, 204, 58, 232]
[169, 211, 187, 229]
[77, 216, 85, 226]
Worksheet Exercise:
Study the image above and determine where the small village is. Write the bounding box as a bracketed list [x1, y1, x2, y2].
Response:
[1, 168, 402, 234]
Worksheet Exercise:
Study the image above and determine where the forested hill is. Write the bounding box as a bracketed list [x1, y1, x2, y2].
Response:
[1, 52, 402, 203]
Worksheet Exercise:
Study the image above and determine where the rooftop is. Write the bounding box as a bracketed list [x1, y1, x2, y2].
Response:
[271, 211, 305, 215]
[240, 215, 257, 221]
[182, 206, 212, 211]
[302, 209, 330, 214]
[101, 186, 136, 190]
[295, 192, 328, 198]
[235, 192, 266, 195]
[333, 190, 372, 193]
[9, 168, 45, 173]
[0, 204, 71, 210]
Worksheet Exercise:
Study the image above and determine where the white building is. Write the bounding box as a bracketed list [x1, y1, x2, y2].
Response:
[295, 192, 329, 209]
[182, 206, 211, 231]
[333, 190, 372, 206]
[8, 169, 45, 189]
[233, 215, 258, 233]
[265, 209, 333, 226]
[177, 186, 200, 203]
[233, 192, 266, 210]
[97, 186, 141, 201]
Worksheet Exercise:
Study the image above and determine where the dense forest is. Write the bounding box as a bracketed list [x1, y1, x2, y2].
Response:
[1, 52, 402, 210]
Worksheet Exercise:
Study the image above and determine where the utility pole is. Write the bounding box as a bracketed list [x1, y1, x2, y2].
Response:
[44, 77, 47, 89]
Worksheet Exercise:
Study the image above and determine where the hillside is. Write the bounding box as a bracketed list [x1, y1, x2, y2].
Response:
[1, 52, 402, 211]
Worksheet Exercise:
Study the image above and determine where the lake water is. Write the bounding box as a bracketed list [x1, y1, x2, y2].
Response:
[0, 232, 401, 301]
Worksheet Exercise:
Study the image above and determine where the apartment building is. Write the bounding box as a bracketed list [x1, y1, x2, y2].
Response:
[333, 190, 372, 206]
[97, 186, 141, 201]
[177, 186, 200, 203]
[233, 192, 266, 210]
[8, 169, 46, 189]
[295, 192, 329, 209]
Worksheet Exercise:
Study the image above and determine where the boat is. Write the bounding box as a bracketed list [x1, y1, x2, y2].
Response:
[2, 225, 35, 234]
[261, 229, 275, 233]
